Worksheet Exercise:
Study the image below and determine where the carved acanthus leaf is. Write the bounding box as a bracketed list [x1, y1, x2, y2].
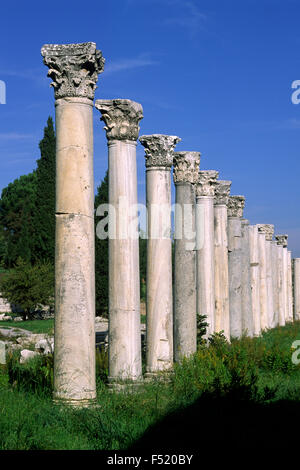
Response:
[227, 195, 245, 218]
[214, 180, 232, 205]
[195, 170, 219, 197]
[41, 42, 104, 100]
[173, 151, 200, 184]
[139, 134, 181, 168]
[95, 99, 143, 141]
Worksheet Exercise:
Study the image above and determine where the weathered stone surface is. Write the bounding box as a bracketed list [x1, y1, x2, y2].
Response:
[20, 349, 39, 364]
[0, 297, 11, 314]
[44, 44, 102, 406]
[139, 134, 181, 168]
[277, 244, 286, 326]
[0, 314, 12, 321]
[41, 42, 104, 100]
[275, 234, 288, 247]
[287, 251, 293, 322]
[293, 258, 300, 321]
[173, 151, 200, 184]
[0, 341, 6, 364]
[214, 180, 232, 206]
[141, 135, 181, 372]
[258, 229, 268, 330]
[257, 225, 275, 328]
[241, 219, 253, 337]
[174, 179, 197, 360]
[196, 171, 218, 338]
[214, 202, 230, 339]
[257, 224, 274, 242]
[249, 225, 261, 336]
[271, 241, 279, 327]
[228, 215, 243, 338]
[214, 183, 231, 340]
[95, 99, 143, 141]
[97, 101, 143, 383]
[227, 196, 245, 218]
[196, 170, 219, 197]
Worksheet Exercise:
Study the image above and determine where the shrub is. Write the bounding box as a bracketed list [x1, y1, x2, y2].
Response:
[6, 351, 53, 397]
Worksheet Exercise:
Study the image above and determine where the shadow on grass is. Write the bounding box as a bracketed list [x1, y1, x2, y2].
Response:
[129, 392, 300, 455]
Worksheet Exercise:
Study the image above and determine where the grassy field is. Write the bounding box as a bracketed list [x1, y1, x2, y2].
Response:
[0, 318, 54, 334]
[0, 321, 300, 452]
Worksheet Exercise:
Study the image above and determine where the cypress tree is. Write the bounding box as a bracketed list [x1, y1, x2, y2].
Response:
[94, 171, 109, 317]
[34, 116, 56, 264]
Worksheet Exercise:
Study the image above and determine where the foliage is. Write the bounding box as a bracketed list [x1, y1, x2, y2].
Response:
[0, 258, 54, 320]
[0, 172, 37, 267]
[196, 313, 209, 346]
[6, 351, 53, 397]
[0, 318, 54, 334]
[94, 171, 109, 317]
[33, 117, 56, 264]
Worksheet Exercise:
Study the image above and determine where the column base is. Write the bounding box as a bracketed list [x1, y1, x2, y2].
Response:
[107, 376, 144, 393]
[52, 396, 98, 409]
[144, 369, 174, 383]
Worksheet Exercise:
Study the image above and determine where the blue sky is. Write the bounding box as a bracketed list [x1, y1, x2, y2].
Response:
[0, 0, 300, 255]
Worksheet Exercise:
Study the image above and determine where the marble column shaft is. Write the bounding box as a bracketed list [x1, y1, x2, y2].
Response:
[271, 240, 279, 327]
[257, 229, 268, 331]
[275, 238, 286, 326]
[228, 196, 245, 339]
[96, 99, 143, 382]
[257, 225, 275, 329]
[293, 258, 300, 321]
[241, 219, 253, 337]
[249, 225, 261, 336]
[287, 251, 293, 322]
[195, 170, 219, 338]
[140, 134, 180, 373]
[173, 152, 199, 360]
[41, 42, 104, 406]
[214, 181, 231, 340]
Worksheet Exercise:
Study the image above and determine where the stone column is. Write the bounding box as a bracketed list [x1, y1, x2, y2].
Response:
[257, 227, 268, 331]
[275, 235, 286, 326]
[95, 99, 143, 384]
[195, 170, 219, 338]
[41, 43, 104, 406]
[214, 180, 232, 340]
[241, 219, 254, 337]
[173, 152, 200, 361]
[257, 225, 275, 329]
[227, 195, 245, 339]
[271, 240, 279, 326]
[276, 235, 289, 323]
[249, 225, 261, 336]
[287, 251, 293, 322]
[139, 134, 180, 375]
[293, 258, 300, 321]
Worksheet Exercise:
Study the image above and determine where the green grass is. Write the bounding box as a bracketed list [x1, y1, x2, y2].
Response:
[0, 321, 300, 450]
[0, 318, 54, 334]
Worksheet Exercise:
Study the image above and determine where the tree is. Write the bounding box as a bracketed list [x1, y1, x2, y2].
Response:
[33, 116, 56, 264]
[0, 258, 54, 320]
[0, 172, 37, 267]
[94, 171, 109, 317]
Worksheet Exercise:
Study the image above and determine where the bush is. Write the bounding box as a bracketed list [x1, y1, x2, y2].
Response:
[7, 351, 53, 397]
[0, 258, 54, 320]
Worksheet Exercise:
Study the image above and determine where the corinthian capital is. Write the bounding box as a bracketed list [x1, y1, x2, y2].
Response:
[195, 170, 219, 197]
[227, 195, 245, 218]
[173, 151, 200, 184]
[275, 234, 288, 247]
[41, 42, 104, 100]
[257, 224, 274, 241]
[95, 99, 143, 141]
[214, 180, 232, 205]
[139, 134, 181, 168]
